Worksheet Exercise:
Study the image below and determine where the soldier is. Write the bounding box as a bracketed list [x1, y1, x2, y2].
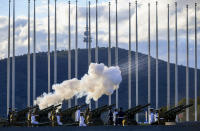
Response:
[10, 109, 16, 125]
[148, 108, 154, 124]
[84, 107, 90, 124]
[108, 108, 113, 125]
[31, 110, 39, 126]
[113, 109, 118, 126]
[154, 109, 159, 122]
[79, 112, 86, 126]
[7, 108, 12, 125]
[75, 107, 81, 122]
[118, 107, 125, 126]
[56, 109, 63, 126]
[50, 108, 56, 127]
[27, 109, 32, 127]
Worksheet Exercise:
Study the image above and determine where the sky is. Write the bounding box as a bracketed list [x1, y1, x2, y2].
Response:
[0, 0, 200, 68]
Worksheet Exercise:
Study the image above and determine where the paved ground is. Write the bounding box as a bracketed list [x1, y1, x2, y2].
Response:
[0, 122, 200, 131]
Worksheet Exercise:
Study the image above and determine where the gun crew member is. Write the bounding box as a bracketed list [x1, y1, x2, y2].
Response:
[31, 111, 39, 125]
[56, 109, 63, 126]
[75, 107, 81, 122]
[108, 108, 113, 125]
[148, 108, 154, 124]
[113, 109, 118, 126]
[79, 112, 86, 127]
[50, 109, 56, 127]
[118, 107, 125, 126]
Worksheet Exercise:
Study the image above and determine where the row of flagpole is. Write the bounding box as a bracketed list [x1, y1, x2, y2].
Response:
[6, 0, 198, 122]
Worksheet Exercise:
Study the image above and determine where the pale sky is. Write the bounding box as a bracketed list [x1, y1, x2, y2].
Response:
[0, 0, 200, 68]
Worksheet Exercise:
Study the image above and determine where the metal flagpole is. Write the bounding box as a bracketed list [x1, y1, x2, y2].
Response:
[108, 2, 111, 106]
[12, 0, 15, 110]
[48, 0, 51, 93]
[68, 1, 71, 108]
[128, 2, 131, 109]
[148, 3, 151, 112]
[167, 4, 170, 110]
[115, 0, 119, 109]
[27, 0, 31, 107]
[86, 0, 88, 49]
[186, 4, 189, 121]
[135, 0, 138, 121]
[88, 1, 91, 109]
[194, 3, 197, 122]
[175, 2, 178, 113]
[75, 0, 78, 106]
[33, 0, 36, 104]
[95, 0, 99, 108]
[7, 0, 11, 114]
[156, 1, 158, 109]
[54, 0, 57, 84]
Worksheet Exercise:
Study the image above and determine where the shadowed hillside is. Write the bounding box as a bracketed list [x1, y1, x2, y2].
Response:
[0, 47, 199, 120]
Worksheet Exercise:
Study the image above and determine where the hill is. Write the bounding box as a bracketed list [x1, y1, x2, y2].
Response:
[0, 48, 199, 119]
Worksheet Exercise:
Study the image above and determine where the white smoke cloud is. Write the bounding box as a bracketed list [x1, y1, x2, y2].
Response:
[34, 63, 122, 109]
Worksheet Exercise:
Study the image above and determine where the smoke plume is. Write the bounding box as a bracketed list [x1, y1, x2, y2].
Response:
[34, 63, 122, 109]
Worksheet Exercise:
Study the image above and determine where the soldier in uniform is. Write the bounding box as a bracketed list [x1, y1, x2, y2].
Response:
[148, 108, 154, 124]
[75, 107, 81, 122]
[31, 111, 39, 126]
[113, 109, 118, 126]
[10, 109, 16, 126]
[79, 112, 86, 126]
[118, 107, 125, 126]
[7, 108, 12, 125]
[84, 107, 90, 124]
[108, 108, 113, 125]
[56, 109, 63, 126]
[50, 108, 56, 127]
[27, 109, 32, 127]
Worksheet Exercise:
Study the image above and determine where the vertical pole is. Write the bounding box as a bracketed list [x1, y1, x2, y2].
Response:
[27, 0, 30, 107]
[95, 0, 98, 108]
[155, 1, 158, 109]
[175, 1, 178, 114]
[167, 4, 170, 110]
[88, 1, 91, 109]
[186, 4, 189, 121]
[86, 0, 88, 49]
[128, 2, 131, 109]
[194, 3, 197, 122]
[108, 2, 111, 106]
[75, 0, 78, 106]
[48, 0, 51, 93]
[148, 3, 151, 112]
[68, 1, 71, 108]
[12, 0, 15, 110]
[115, 0, 119, 109]
[7, 0, 11, 114]
[33, 0, 36, 104]
[54, 0, 57, 84]
[135, 0, 138, 121]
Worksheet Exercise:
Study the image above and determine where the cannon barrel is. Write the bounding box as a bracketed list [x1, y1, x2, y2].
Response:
[125, 103, 150, 115]
[164, 104, 184, 114]
[38, 104, 61, 114]
[61, 104, 87, 115]
[170, 104, 193, 115]
[91, 105, 108, 113]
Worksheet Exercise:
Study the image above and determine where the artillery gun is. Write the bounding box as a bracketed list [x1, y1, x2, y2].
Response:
[60, 104, 87, 125]
[36, 104, 61, 125]
[152, 104, 193, 125]
[5, 106, 38, 126]
[86, 104, 115, 126]
[0, 117, 8, 127]
[124, 103, 150, 125]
